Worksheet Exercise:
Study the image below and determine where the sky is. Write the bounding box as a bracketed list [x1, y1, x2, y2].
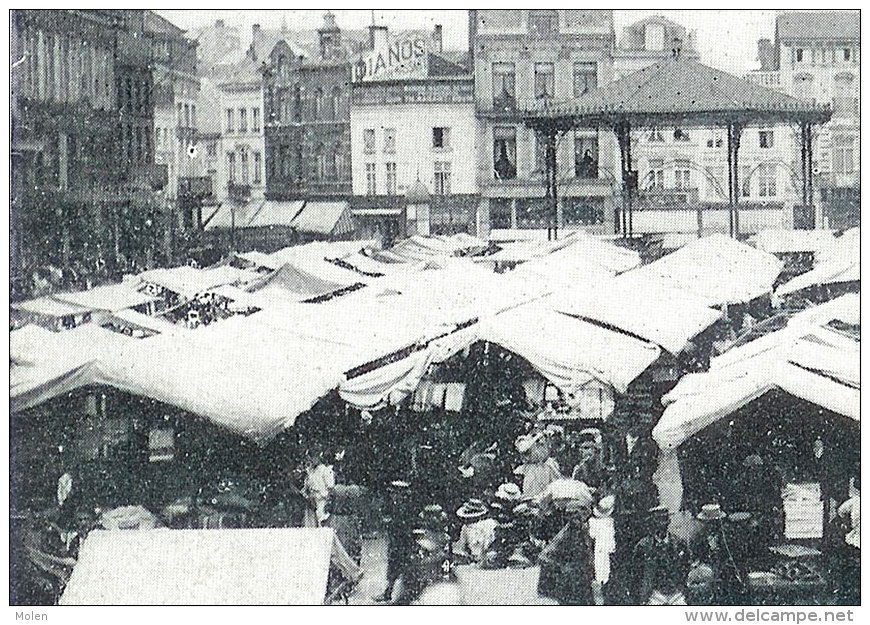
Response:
[155, 9, 784, 75]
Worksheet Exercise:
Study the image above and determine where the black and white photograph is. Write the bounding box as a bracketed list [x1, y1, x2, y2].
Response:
[8, 8, 861, 609]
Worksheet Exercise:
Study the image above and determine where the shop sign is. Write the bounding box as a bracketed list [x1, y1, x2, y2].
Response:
[353, 36, 429, 82]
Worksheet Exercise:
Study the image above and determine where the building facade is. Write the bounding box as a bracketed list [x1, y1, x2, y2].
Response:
[350, 28, 478, 238]
[11, 9, 160, 284]
[469, 9, 619, 237]
[746, 11, 859, 229]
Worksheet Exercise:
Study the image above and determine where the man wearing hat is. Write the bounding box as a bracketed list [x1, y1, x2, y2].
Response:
[537, 495, 595, 605]
[631, 506, 690, 605]
[693, 503, 743, 604]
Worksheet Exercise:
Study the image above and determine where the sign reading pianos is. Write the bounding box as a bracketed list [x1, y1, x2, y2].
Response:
[353, 34, 430, 82]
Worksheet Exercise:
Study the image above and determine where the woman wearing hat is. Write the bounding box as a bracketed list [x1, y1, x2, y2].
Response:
[453, 499, 498, 564]
[513, 431, 562, 500]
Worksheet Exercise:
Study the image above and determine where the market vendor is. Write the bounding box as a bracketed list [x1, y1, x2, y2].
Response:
[632, 506, 690, 605]
[538, 497, 595, 605]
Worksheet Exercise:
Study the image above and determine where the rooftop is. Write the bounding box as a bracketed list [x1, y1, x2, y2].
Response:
[776, 11, 860, 41]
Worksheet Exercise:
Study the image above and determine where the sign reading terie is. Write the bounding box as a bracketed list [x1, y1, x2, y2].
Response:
[353, 35, 429, 82]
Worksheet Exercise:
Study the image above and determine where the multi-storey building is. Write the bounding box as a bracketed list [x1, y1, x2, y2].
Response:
[11, 10, 159, 283]
[350, 27, 476, 239]
[190, 19, 241, 76]
[469, 9, 619, 236]
[263, 13, 370, 208]
[746, 11, 859, 229]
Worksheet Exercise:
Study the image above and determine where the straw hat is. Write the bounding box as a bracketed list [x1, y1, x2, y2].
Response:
[456, 499, 489, 520]
[697, 503, 726, 521]
[495, 482, 523, 502]
[515, 431, 545, 454]
[419, 504, 448, 528]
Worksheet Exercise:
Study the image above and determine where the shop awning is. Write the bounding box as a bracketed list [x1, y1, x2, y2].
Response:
[653, 324, 859, 451]
[11, 296, 93, 318]
[247, 200, 306, 229]
[290, 201, 354, 236]
[60, 527, 333, 605]
[616, 233, 783, 307]
[203, 198, 267, 230]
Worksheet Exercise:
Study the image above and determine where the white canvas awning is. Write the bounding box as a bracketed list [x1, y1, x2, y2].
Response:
[60, 527, 333, 605]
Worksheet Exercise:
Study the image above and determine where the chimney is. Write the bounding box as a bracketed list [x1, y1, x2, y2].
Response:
[252, 23, 261, 38]
[433, 24, 443, 52]
[368, 24, 388, 51]
[468, 10, 478, 70]
[216, 19, 224, 28]
[758, 38, 775, 71]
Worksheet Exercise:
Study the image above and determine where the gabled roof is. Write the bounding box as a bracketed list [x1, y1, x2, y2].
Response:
[524, 56, 832, 127]
[776, 11, 859, 41]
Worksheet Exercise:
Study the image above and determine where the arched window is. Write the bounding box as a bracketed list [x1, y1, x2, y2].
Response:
[313, 88, 323, 120]
[331, 86, 342, 120]
[793, 73, 814, 103]
[315, 143, 327, 180]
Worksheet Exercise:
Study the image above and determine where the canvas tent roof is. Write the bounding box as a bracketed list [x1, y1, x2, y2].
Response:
[51, 283, 160, 313]
[11, 296, 93, 318]
[481, 304, 661, 395]
[776, 232, 859, 297]
[750, 228, 838, 254]
[553, 279, 722, 354]
[246, 263, 351, 300]
[60, 527, 332, 605]
[616, 234, 783, 307]
[137, 266, 252, 298]
[11, 324, 135, 413]
[653, 324, 859, 451]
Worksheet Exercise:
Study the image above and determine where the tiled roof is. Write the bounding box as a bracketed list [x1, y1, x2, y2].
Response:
[776, 11, 859, 41]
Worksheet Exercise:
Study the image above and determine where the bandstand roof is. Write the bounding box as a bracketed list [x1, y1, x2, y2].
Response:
[522, 56, 832, 129]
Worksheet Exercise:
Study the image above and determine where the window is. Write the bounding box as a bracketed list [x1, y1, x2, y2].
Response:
[647, 159, 664, 190]
[191, 105, 196, 128]
[832, 135, 855, 174]
[313, 88, 322, 120]
[384, 128, 396, 153]
[493, 126, 517, 180]
[795, 48, 804, 63]
[528, 10, 558, 36]
[332, 87, 341, 120]
[758, 163, 776, 197]
[363, 128, 375, 154]
[226, 108, 234, 133]
[293, 84, 302, 122]
[833, 74, 856, 117]
[365, 162, 376, 195]
[206, 141, 216, 157]
[843, 48, 852, 62]
[516, 198, 547, 229]
[385, 162, 397, 195]
[490, 199, 512, 229]
[793, 74, 814, 102]
[706, 133, 723, 148]
[333, 150, 344, 180]
[253, 152, 262, 183]
[252, 107, 260, 132]
[759, 130, 774, 149]
[647, 128, 664, 143]
[674, 159, 691, 190]
[673, 128, 690, 142]
[573, 62, 597, 97]
[534, 62, 555, 99]
[239, 108, 247, 133]
[434, 161, 452, 195]
[227, 152, 236, 182]
[433, 127, 450, 149]
[574, 135, 599, 179]
[240, 150, 249, 183]
[492, 62, 516, 111]
[316, 144, 327, 180]
[564, 198, 605, 226]
[645, 23, 665, 51]
[741, 165, 752, 197]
